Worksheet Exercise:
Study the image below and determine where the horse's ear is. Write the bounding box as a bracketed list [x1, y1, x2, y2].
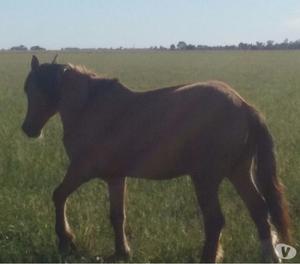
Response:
[31, 55, 39, 71]
[52, 54, 58, 64]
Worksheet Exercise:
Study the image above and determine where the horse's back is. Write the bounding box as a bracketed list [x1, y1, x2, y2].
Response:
[134, 81, 249, 175]
[66, 80, 251, 179]
[116, 81, 250, 178]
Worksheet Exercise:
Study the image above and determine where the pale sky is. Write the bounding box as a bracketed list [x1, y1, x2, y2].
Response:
[0, 0, 300, 49]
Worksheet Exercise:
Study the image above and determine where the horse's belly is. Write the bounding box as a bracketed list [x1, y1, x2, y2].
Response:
[127, 163, 184, 180]
[123, 145, 188, 180]
[128, 169, 183, 180]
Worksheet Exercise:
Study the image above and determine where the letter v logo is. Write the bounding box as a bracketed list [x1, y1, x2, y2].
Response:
[281, 246, 290, 258]
[275, 243, 297, 260]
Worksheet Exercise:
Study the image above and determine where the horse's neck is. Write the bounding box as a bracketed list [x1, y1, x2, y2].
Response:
[58, 108, 79, 137]
[58, 77, 134, 137]
[58, 73, 91, 136]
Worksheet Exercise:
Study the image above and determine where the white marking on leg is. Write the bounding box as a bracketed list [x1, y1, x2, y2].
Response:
[261, 236, 280, 263]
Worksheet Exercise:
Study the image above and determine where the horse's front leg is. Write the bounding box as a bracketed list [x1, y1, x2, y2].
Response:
[52, 162, 88, 253]
[107, 177, 131, 258]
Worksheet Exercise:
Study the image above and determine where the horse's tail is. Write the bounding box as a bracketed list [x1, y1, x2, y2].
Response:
[246, 104, 291, 243]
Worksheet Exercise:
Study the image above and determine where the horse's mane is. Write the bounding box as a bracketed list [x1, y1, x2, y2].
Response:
[66, 63, 121, 85]
[67, 63, 98, 77]
[64, 63, 131, 102]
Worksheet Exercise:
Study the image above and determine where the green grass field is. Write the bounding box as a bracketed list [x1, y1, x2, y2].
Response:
[0, 50, 299, 262]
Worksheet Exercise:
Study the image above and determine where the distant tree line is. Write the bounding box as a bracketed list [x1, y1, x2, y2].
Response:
[168, 39, 300, 50]
[5, 39, 300, 51]
[10, 45, 46, 51]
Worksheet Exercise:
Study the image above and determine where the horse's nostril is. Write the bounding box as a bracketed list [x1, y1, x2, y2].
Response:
[21, 120, 42, 138]
[22, 123, 30, 134]
[22, 123, 33, 136]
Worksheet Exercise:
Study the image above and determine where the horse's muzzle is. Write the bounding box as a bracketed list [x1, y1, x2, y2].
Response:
[22, 123, 42, 138]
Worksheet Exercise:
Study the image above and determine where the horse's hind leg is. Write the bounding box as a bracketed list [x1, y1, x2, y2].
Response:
[52, 162, 88, 254]
[229, 162, 279, 262]
[107, 177, 130, 258]
[192, 176, 225, 263]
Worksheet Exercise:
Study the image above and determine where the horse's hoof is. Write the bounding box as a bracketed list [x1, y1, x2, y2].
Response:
[58, 239, 77, 255]
[114, 247, 132, 261]
[104, 251, 131, 263]
[262, 255, 281, 263]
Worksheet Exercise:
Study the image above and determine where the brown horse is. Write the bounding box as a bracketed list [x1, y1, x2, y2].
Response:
[22, 55, 290, 262]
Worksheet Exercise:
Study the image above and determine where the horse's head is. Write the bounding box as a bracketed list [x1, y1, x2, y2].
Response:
[22, 55, 64, 138]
